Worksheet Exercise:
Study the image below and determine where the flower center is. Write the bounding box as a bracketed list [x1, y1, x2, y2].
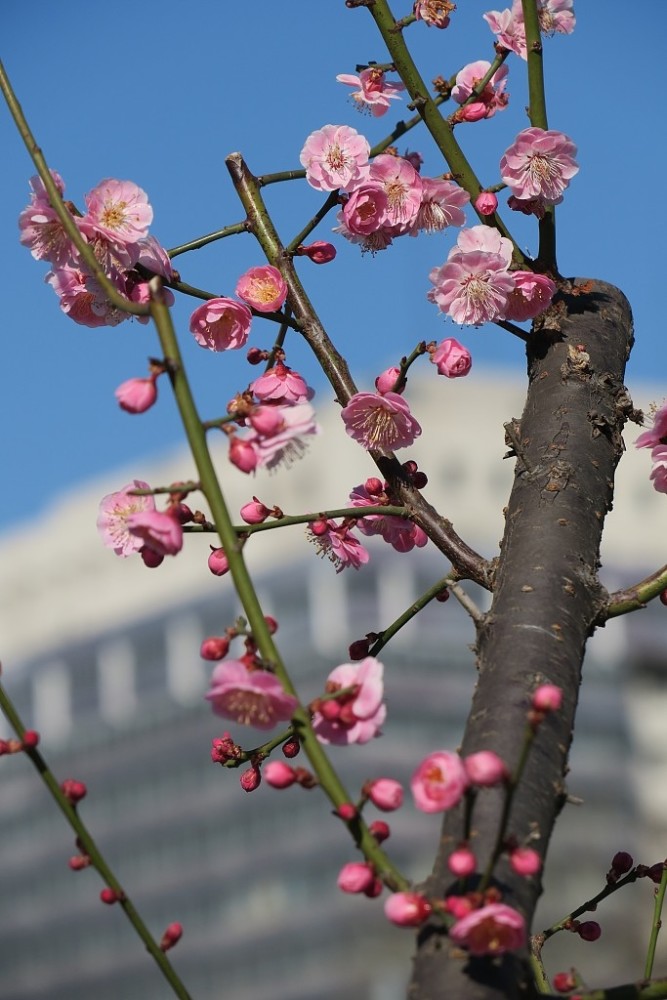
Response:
[326, 143, 345, 172]
[100, 200, 128, 230]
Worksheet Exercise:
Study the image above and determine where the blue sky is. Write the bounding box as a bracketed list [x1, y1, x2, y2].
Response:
[1, 1, 664, 533]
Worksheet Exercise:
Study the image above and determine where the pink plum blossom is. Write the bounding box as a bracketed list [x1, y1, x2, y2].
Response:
[334, 211, 394, 255]
[341, 391, 422, 450]
[229, 436, 259, 474]
[205, 660, 298, 729]
[368, 154, 423, 231]
[97, 481, 156, 557]
[250, 361, 313, 403]
[650, 445, 667, 494]
[349, 480, 428, 553]
[307, 519, 370, 573]
[413, 0, 455, 28]
[83, 179, 153, 245]
[189, 297, 252, 351]
[384, 892, 432, 927]
[246, 402, 320, 471]
[484, 5, 528, 58]
[428, 251, 515, 326]
[341, 183, 390, 236]
[127, 509, 183, 556]
[135, 235, 176, 281]
[235, 265, 287, 313]
[500, 128, 579, 204]
[431, 338, 472, 378]
[337, 862, 376, 893]
[411, 751, 469, 813]
[336, 67, 405, 117]
[636, 403, 667, 449]
[449, 903, 526, 955]
[115, 377, 157, 413]
[452, 61, 509, 117]
[300, 125, 370, 192]
[409, 178, 470, 236]
[19, 171, 75, 267]
[312, 657, 386, 745]
[452, 224, 514, 264]
[504, 271, 557, 321]
[46, 266, 129, 328]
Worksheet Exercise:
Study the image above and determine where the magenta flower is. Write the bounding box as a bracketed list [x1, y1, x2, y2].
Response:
[500, 127, 579, 204]
[250, 361, 313, 404]
[189, 297, 252, 351]
[235, 265, 287, 313]
[336, 67, 404, 118]
[341, 391, 421, 450]
[636, 403, 667, 449]
[452, 60, 509, 117]
[428, 251, 515, 326]
[83, 179, 153, 245]
[127, 509, 183, 556]
[449, 903, 526, 956]
[300, 124, 370, 192]
[115, 376, 158, 414]
[205, 660, 298, 730]
[384, 892, 432, 927]
[411, 751, 469, 813]
[307, 519, 370, 573]
[413, 0, 455, 28]
[368, 154, 423, 231]
[312, 657, 386, 745]
[409, 178, 470, 236]
[431, 338, 472, 378]
[97, 481, 156, 557]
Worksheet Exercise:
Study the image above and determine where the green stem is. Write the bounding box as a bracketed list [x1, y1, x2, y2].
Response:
[287, 192, 341, 255]
[147, 280, 407, 889]
[521, 0, 557, 270]
[362, 0, 527, 264]
[0, 59, 149, 318]
[0, 681, 193, 1000]
[167, 222, 249, 258]
[645, 864, 667, 980]
[542, 869, 642, 941]
[602, 565, 667, 622]
[369, 573, 453, 657]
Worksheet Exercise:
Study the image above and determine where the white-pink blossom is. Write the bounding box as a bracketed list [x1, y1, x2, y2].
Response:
[368, 154, 423, 231]
[307, 519, 370, 573]
[452, 61, 509, 117]
[428, 251, 515, 326]
[312, 657, 386, 745]
[500, 127, 579, 204]
[247, 402, 321, 471]
[341, 391, 421, 450]
[636, 403, 667, 450]
[127, 509, 183, 556]
[451, 224, 514, 264]
[413, 0, 455, 28]
[205, 660, 298, 730]
[83, 179, 153, 245]
[300, 125, 370, 192]
[409, 178, 470, 236]
[97, 481, 156, 557]
[336, 67, 404, 118]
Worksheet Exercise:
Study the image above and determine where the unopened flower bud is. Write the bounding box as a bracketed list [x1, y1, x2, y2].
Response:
[21, 730, 40, 749]
[464, 750, 509, 787]
[200, 636, 230, 661]
[364, 877, 384, 898]
[611, 851, 633, 876]
[576, 920, 602, 941]
[246, 347, 266, 365]
[553, 971, 577, 993]
[282, 738, 300, 759]
[229, 436, 258, 473]
[160, 922, 183, 952]
[240, 498, 271, 524]
[369, 820, 391, 843]
[336, 803, 358, 822]
[448, 847, 477, 877]
[375, 367, 403, 395]
[431, 337, 472, 379]
[509, 846, 541, 877]
[240, 765, 261, 792]
[100, 887, 122, 905]
[365, 778, 404, 812]
[141, 546, 164, 568]
[309, 519, 329, 537]
[532, 684, 563, 712]
[475, 192, 498, 216]
[173, 503, 194, 525]
[337, 862, 375, 894]
[115, 376, 158, 414]
[443, 895, 474, 919]
[68, 855, 91, 871]
[384, 892, 432, 927]
[435, 588, 450, 603]
[349, 636, 374, 660]
[264, 615, 278, 634]
[61, 779, 87, 805]
[296, 240, 337, 264]
[208, 547, 229, 577]
[264, 761, 298, 788]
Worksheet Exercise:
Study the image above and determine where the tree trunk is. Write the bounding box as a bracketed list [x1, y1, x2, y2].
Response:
[408, 280, 635, 1000]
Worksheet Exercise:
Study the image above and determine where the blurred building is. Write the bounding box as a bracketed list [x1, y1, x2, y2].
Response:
[1, 372, 666, 999]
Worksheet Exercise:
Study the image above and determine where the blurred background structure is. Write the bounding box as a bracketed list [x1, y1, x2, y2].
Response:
[1, 373, 666, 999]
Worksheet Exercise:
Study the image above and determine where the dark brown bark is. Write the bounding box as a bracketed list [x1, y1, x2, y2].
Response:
[408, 280, 634, 1000]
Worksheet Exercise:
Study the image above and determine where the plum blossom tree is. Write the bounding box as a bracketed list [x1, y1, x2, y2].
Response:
[2, 2, 667, 999]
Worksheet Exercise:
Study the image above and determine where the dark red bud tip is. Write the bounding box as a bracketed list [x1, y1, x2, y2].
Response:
[281, 738, 300, 759]
[660, 589, 667, 606]
[336, 803, 358, 822]
[264, 615, 278, 635]
[611, 851, 633, 875]
[21, 730, 40, 749]
[552, 971, 577, 993]
[100, 887, 122, 905]
[61, 779, 88, 804]
[160, 922, 183, 952]
[246, 347, 265, 365]
[435, 588, 450, 602]
[369, 820, 391, 843]
[349, 638, 372, 660]
[577, 920, 601, 942]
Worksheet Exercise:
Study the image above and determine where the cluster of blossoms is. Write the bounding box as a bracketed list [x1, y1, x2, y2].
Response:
[428, 224, 558, 326]
[226, 356, 319, 474]
[189, 264, 288, 353]
[635, 401, 667, 494]
[19, 173, 175, 327]
[485, 0, 575, 60]
[451, 59, 509, 122]
[300, 125, 470, 254]
[97, 480, 185, 567]
[349, 475, 428, 553]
